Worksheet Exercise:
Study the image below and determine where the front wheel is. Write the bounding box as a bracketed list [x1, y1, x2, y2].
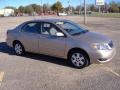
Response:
[69, 51, 89, 69]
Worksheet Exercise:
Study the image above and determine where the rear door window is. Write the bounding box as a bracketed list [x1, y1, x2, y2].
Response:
[22, 22, 41, 34]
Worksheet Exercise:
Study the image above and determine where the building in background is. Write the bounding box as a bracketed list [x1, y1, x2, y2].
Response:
[0, 8, 14, 16]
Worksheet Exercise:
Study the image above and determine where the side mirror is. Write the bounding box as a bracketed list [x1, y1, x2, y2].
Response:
[56, 32, 64, 37]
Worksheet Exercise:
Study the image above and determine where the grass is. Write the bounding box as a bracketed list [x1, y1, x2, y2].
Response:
[88, 12, 120, 18]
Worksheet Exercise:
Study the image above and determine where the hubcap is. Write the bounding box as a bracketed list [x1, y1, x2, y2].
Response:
[71, 53, 85, 67]
[14, 44, 23, 55]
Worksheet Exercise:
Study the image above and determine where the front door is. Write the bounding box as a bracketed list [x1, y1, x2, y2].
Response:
[39, 22, 66, 57]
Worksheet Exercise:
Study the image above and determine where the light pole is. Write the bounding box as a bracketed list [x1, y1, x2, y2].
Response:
[84, 0, 87, 24]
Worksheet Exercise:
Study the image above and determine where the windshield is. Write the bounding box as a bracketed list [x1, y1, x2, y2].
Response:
[55, 21, 88, 36]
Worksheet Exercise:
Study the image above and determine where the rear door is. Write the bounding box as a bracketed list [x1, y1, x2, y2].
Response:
[20, 22, 41, 53]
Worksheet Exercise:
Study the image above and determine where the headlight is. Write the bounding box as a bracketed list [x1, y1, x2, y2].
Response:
[92, 43, 112, 50]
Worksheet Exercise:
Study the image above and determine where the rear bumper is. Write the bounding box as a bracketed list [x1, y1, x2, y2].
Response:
[89, 48, 116, 64]
[6, 38, 13, 47]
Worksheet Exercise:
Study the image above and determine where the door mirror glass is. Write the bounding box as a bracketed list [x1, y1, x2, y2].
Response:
[56, 32, 64, 37]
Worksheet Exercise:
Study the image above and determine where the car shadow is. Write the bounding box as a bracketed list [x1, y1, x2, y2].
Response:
[0, 42, 15, 55]
[0, 42, 72, 68]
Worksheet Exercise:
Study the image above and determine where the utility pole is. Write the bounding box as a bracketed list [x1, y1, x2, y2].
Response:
[84, 0, 87, 24]
[56, 0, 60, 16]
[79, 0, 82, 15]
[68, 0, 70, 14]
[99, 5, 101, 13]
[41, 0, 44, 15]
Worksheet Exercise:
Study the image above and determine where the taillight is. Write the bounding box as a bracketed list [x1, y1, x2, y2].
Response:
[7, 31, 8, 35]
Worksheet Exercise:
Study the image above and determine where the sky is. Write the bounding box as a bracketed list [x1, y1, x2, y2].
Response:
[0, 0, 119, 9]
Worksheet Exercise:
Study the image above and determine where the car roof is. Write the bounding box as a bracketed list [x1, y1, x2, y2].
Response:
[17, 18, 70, 30]
[29, 18, 69, 23]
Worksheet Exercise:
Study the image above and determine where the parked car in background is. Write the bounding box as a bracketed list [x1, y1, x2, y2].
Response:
[58, 13, 67, 16]
[6, 19, 116, 69]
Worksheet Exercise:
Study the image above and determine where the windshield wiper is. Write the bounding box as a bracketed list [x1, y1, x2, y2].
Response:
[82, 30, 89, 33]
[72, 32, 82, 35]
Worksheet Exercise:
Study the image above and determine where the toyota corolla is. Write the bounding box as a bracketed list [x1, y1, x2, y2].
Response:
[6, 19, 116, 68]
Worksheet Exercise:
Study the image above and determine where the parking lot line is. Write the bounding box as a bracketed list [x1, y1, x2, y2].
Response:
[0, 72, 5, 86]
[104, 67, 120, 78]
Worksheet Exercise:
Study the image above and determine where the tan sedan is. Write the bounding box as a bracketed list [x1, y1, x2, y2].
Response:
[6, 19, 116, 68]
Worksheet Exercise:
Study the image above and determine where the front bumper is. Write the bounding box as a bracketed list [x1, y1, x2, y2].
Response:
[89, 48, 116, 63]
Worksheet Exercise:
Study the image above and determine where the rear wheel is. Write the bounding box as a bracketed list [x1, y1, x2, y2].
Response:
[13, 42, 25, 55]
[68, 50, 89, 69]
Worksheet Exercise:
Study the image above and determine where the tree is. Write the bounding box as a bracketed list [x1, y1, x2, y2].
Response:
[24, 5, 34, 15]
[5, 6, 16, 10]
[43, 3, 51, 13]
[30, 4, 42, 13]
[76, 5, 82, 11]
[109, 1, 119, 13]
[51, 1, 63, 15]
[18, 6, 25, 13]
[70, 6, 75, 11]
[89, 4, 96, 12]
[103, 3, 109, 13]
[117, 2, 120, 12]
[17, 4, 42, 15]
[119, 6, 120, 13]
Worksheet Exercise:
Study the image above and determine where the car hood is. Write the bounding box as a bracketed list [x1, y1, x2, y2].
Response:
[73, 31, 111, 44]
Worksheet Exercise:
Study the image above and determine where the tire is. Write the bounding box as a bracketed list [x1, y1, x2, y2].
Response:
[13, 42, 25, 55]
[68, 50, 89, 69]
